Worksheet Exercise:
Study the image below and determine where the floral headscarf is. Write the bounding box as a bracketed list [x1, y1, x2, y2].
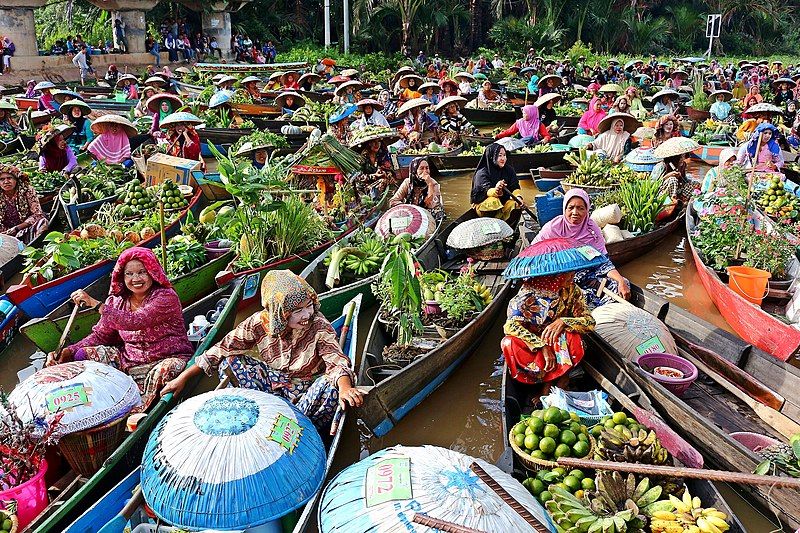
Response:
[259, 270, 319, 336]
[747, 122, 781, 159]
[110, 247, 172, 296]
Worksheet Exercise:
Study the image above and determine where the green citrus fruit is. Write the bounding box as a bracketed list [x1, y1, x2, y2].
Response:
[591, 424, 603, 437]
[568, 469, 585, 481]
[528, 417, 545, 435]
[524, 434, 539, 451]
[603, 419, 616, 429]
[539, 490, 552, 504]
[554, 444, 571, 458]
[552, 467, 567, 477]
[569, 411, 580, 422]
[513, 433, 525, 448]
[560, 430, 578, 446]
[539, 436, 556, 455]
[543, 406, 562, 424]
[563, 476, 580, 492]
[573, 441, 590, 457]
[569, 421, 582, 433]
[581, 477, 596, 490]
[578, 432, 589, 443]
[531, 478, 545, 496]
[612, 412, 628, 425]
[513, 422, 526, 435]
[543, 424, 560, 438]
[531, 450, 547, 460]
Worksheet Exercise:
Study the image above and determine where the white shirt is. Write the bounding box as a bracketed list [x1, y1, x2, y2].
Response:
[72, 51, 88, 69]
[492, 59, 504, 69]
[459, 81, 472, 95]
[351, 110, 390, 130]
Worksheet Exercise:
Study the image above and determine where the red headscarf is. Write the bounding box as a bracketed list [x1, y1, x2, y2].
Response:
[110, 247, 171, 295]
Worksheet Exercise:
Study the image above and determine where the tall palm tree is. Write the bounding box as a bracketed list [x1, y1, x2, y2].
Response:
[354, 0, 428, 54]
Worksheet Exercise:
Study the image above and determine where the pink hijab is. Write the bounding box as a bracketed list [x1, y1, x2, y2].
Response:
[87, 127, 131, 164]
[533, 188, 607, 255]
[516, 105, 541, 139]
[110, 247, 171, 295]
[578, 102, 606, 133]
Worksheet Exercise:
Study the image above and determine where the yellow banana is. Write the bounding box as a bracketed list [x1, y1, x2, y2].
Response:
[704, 515, 729, 531]
[652, 511, 677, 521]
[692, 496, 702, 509]
[696, 517, 721, 533]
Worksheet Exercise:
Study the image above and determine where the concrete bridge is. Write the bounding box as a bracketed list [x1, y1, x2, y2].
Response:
[0, 0, 249, 80]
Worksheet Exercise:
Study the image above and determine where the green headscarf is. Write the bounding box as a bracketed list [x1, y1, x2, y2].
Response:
[159, 101, 174, 121]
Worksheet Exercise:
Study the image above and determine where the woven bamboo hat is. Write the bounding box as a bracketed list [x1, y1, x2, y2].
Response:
[334, 80, 363, 96]
[274, 91, 305, 109]
[772, 77, 797, 89]
[356, 98, 383, 111]
[538, 74, 563, 88]
[434, 95, 467, 115]
[115, 75, 138, 88]
[534, 93, 561, 108]
[349, 126, 400, 149]
[419, 82, 441, 93]
[709, 90, 733, 102]
[240, 75, 261, 85]
[280, 71, 300, 86]
[146, 93, 183, 113]
[651, 89, 679, 103]
[145, 76, 168, 88]
[597, 113, 641, 134]
[652, 136, 700, 159]
[455, 72, 475, 82]
[599, 83, 622, 94]
[398, 74, 424, 89]
[745, 102, 783, 114]
[59, 99, 91, 117]
[447, 217, 513, 250]
[90, 114, 137, 136]
[396, 97, 431, 118]
[159, 111, 204, 128]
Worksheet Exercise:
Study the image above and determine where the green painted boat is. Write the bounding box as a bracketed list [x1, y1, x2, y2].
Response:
[27, 281, 243, 533]
[299, 221, 443, 318]
[21, 251, 234, 353]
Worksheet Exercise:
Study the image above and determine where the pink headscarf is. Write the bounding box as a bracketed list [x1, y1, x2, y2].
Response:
[516, 105, 541, 139]
[110, 247, 172, 295]
[533, 188, 607, 255]
[578, 102, 607, 133]
[87, 128, 131, 164]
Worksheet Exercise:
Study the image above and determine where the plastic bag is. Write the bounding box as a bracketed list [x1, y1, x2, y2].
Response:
[541, 387, 613, 418]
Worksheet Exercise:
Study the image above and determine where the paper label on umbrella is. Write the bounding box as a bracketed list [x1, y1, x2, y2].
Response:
[268, 413, 303, 454]
[576, 245, 602, 260]
[391, 216, 412, 230]
[482, 220, 501, 235]
[364, 457, 412, 507]
[636, 336, 666, 355]
[45, 383, 89, 413]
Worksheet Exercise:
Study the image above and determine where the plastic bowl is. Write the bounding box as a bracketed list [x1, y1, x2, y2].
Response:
[0, 458, 48, 528]
[635, 352, 698, 397]
[730, 431, 781, 452]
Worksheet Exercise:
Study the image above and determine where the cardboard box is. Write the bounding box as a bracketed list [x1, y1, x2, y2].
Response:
[145, 153, 200, 187]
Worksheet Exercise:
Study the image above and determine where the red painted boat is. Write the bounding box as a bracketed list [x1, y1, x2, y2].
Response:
[685, 206, 800, 361]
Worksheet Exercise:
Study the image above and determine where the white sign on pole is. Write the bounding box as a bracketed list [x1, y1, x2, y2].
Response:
[706, 14, 721, 38]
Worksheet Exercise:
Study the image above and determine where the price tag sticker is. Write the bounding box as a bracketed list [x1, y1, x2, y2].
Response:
[268, 413, 303, 454]
[636, 336, 666, 356]
[391, 216, 412, 230]
[45, 384, 89, 413]
[576, 245, 602, 260]
[482, 220, 502, 235]
[365, 457, 412, 507]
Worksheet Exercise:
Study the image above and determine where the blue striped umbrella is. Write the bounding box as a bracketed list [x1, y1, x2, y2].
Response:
[318, 445, 556, 533]
[141, 388, 326, 530]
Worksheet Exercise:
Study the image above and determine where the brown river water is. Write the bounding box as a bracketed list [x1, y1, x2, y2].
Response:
[0, 163, 780, 531]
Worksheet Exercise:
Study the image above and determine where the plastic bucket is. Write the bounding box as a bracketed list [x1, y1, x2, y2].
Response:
[0, 459, 49, 528]
[727, 266, 771, 306]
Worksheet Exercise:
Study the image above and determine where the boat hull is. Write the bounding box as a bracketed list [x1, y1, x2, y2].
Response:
[462, 107, 517, 126]
[606, 209, 684, 266]
[432, 149, 569, 176]
[686, 206, 800, 361]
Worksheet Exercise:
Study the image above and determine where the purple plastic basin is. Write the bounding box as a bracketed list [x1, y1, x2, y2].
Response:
[635, 352, 698, 397]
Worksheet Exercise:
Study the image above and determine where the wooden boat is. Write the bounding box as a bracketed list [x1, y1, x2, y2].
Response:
[432, 148, 570, 176]
[215, 198, 387, 309]
[689, 144, 733, 166]
[173, 79, 203, 98]
[247, 117, 326, 132]
[356, 209, 530, 437]
[193, 61, 309, 74]
[232, 102, 281, 116]
[85, 99, 136, 113]
[685, 204, 800, 361]
[462, 106, 518, 126]
[2, 197, 62, 284]
[531, 166, 571, 192]
[555, 115, 581, 128]
[497, 359, 745, 533]
[606, 208, 685, 266]
[196, 127, 254, 146]
[58, 181, 118, 230]
[587, 283, 800, 530]
[298, 89, 334, 103]
[20, 251, 233, 353]
[62, 291, 362, 533]
[7, 189, 203, 319]
[23, 281, 241, 532]
[393, 144, 464, 177]
[300, 220, 443, 317]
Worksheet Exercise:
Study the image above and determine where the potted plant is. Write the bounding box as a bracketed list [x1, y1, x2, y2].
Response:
[686, 76, 711, 122]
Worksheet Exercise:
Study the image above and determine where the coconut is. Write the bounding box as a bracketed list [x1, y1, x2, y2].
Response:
[124, 231, 141, 244]
[140, 227, 156, 240]
[109, 229, 124, 243]
[84, 224, 106, 239]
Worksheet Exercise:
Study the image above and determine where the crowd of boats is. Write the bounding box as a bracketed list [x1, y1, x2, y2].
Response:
[0, 54, 799, 533]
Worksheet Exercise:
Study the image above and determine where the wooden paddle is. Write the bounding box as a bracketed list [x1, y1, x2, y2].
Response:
[500, 184, 537, 221]
[44, 301, 84, 368]
[557, 456, 800, 488]
[329, 300, 358, 436]
[596, 284, 800, 440]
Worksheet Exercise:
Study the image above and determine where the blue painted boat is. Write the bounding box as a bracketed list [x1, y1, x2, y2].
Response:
[355, 210, 527, 437]
[58, 181, 119, 230]
[64, 293, 362, 533]
[7, 190, 203, 319]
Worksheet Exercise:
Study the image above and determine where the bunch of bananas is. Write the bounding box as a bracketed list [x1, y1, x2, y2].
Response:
[344, 237, 386, 276]
[649, 490, 729, 533]
[597, 427, 670, 465]
[547, 483, 647, 533]
[472, 281, 493, 306]
[564, 147, 617, 187]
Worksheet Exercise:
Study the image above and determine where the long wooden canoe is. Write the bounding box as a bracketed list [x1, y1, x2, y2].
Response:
[432, 148, 570, 176]
[25, 282, 242, 532]
[498, 362, 745, 533]
[62, 292, 362, 533]
[19, 251, 233, 353]
[2, 197, 62, 284]
[462, 106, 518, 126]
[606, 208, 685, 266]
[685, 205, 800, 361]
[300, 220, 443, 317]
[247, 117, 326, 132]
[588, 283, 800, 530]
[7, 189, 203, 319]
[356, 209, 529, 437]
[193, 61, 309, 74]
[215, 197, 387, 309]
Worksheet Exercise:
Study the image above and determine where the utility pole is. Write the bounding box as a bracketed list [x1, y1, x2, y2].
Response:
[705, 14, 721, 59]
[324, 0, 331, 49]
[343, 0, 350, 53]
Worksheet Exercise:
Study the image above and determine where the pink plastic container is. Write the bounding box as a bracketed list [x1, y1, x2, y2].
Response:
[635, 352, 698, 397]
[0, 459, 49, 528]
[730, 431, 781, 452]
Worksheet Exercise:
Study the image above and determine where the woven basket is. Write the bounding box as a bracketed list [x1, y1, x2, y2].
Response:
[509, 431, 596, 472]
[561, 181, 619, 195]
[58, 415, 128, 477]
[469, 241, 506, 260]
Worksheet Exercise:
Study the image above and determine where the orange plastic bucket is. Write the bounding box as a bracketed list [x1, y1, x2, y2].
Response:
[727, 266, 771, 305]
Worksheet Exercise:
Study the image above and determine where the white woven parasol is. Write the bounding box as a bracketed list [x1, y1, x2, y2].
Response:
[447, 217, 513, 250]
[591, 303, 678, 361]
[318, 445, 555, 532]
[376, 204, 436, 239]
[8, 361, 141, 439]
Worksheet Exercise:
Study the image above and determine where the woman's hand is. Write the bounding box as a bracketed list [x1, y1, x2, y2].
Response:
[45, 347, 72, 367]
[70, 289, 101, 309]
[541, 345, 556, 373]
[608, 270, 631, 300]
[338, 383, 364, 410]
[161, 373, 188, 397]
[541, 318, 566, 348]
[496, 179, 506, 192]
